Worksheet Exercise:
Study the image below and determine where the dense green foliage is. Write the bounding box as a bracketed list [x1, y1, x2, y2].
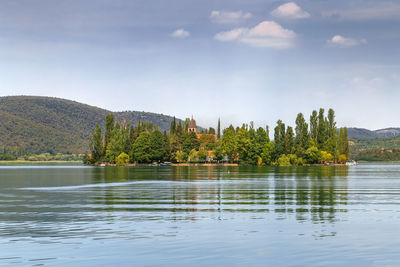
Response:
[0, 153, 16, 160]
[350, 135, 400, 161]
[87, 109, 349, 166]
[0, 96, 182, 155]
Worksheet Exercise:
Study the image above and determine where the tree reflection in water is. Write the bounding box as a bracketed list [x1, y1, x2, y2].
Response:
[89, 166, 348, 224]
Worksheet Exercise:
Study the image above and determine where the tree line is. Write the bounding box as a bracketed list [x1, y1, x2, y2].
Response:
[85, 108, 349, 166]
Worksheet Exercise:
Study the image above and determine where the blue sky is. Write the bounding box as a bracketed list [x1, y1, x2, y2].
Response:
[1, 0, 399, 130]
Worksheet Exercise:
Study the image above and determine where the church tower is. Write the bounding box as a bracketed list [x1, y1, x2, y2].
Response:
[188, 116, 197, 133]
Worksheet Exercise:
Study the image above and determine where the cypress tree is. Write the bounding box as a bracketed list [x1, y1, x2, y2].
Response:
[170, 117, 176, 135]
[163, 131, 171, 161]
[176, 122, 183, 137]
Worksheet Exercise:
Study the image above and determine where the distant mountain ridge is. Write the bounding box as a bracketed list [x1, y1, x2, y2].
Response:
[347, 127, 400, 140]
[0, 96, 182, 154]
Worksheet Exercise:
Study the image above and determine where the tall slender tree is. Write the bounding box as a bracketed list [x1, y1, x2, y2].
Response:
[104, 114, 114, 154]
[222, 127, 237, 162]
[273, 120, 286, 160]
[310, 110, 318, 143]
[285, 126, 295, 155]
[295, 113, 309, 157]
[90, 123, 104, 163]
[217, 118, 221, 139]
[339, 127, 349, 160]
[327, 108, 336, 139]
[317, 108, 328, 149]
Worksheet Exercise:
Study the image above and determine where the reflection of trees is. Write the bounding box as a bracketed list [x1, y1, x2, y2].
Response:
[89, 166, 348, 223]
[273, 166, 348, 223]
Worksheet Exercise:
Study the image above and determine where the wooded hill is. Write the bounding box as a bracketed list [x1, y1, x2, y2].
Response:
[350, 135, 400, 161]
[0, 96, 181, 155]
[347, 127, 400, 139]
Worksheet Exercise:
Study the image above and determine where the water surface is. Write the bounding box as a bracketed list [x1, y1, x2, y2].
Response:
[0, 164, 400, 266]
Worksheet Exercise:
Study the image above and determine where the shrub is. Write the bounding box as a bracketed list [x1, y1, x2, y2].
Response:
[116, 152, 130, 166]
[277, 155, 291, 166]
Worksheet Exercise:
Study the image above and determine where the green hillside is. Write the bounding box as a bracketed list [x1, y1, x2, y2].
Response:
[0, 96, 181, 155]
[350, 136, 400, 161]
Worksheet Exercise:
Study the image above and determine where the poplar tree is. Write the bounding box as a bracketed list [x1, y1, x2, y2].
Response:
[310, 110, 318, 142]
[255, 127, 269, 154]
[339, 127, 349, 160]
[104, 113, 114, 154]
[317, 108, 328, 150]
[295, 113, 309, 157]
[285, 126, 295, 155]
[106, 126, 124, 163]
[273, 120, 286, 159]
[236, 127, 252, 164]
[326, 109, 338, 159]
[327, 109, 336, 138]
[217, 118, 221, 139]
[222, 127, 237, 162]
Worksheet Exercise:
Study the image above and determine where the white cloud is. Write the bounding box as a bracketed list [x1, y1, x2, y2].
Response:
[271, 2, 310, 19]
[327, 35, 367, 47]
[171, 29, 190, 38]
[215, 21, 296, 49]
[210, 10, 252, 24]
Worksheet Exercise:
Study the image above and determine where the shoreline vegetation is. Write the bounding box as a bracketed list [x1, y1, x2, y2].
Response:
[85, 108, 350, 167]
[0, 152, 82, 162]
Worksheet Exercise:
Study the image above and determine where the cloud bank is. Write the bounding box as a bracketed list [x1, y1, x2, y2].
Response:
[215, 21, 296, 49]
[210, 10, 252, 24]
[271, 2, 310, 20]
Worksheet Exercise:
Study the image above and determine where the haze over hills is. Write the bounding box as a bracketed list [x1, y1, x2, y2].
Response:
[347, 128, 400, 140]
[0, 96, 182, 155]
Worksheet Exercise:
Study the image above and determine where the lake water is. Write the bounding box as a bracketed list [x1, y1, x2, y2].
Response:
[0, 164, 400, 266]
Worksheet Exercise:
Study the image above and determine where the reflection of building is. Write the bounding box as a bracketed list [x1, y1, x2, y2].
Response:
[188, 116, 197, 133]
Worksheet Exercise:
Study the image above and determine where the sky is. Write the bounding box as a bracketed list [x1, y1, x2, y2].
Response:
[0, 0, 400, 130]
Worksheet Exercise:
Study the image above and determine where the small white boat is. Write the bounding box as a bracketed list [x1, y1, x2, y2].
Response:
[345, 160, 357, 166]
